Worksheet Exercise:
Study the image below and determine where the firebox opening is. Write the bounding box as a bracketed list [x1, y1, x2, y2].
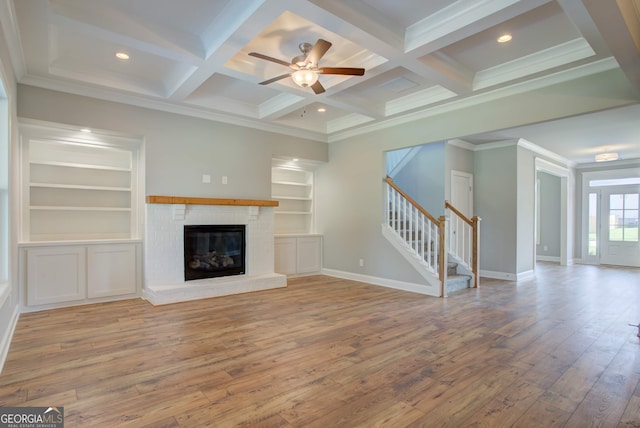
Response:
[184, 225, 246, 281]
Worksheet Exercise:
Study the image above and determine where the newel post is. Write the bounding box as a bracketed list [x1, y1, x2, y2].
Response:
[472, 216, 481, 288]
[439, 215, 448, 298]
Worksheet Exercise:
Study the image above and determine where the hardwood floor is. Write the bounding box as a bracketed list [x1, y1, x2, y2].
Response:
[1, 262, 639, 427]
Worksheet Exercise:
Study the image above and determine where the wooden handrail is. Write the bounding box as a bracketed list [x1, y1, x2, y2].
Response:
[444, 200, 473, 226]
[385, 176, 441, 225]
[445, 200, 481, 289]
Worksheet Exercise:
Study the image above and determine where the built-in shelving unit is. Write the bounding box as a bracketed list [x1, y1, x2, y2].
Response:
[19, 121, 143, 310]
[272, 166, 313, 234]
[21, 125, 140, 242]
[272, 162, 323, 276]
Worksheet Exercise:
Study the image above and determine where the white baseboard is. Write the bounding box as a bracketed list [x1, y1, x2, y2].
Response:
[480, 270, 517, 281]
[322, 268, 441, 297]
[480, 269, 535, 281]
[517, 269, 535, 281]
[0, 303, 20, 374]
[536, 255, 560, 262]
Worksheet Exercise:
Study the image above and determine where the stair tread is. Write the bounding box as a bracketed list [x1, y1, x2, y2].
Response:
[447, 274, 471, 280]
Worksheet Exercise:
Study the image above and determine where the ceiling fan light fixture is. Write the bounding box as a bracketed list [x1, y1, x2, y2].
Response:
[292, 69, 318, 88]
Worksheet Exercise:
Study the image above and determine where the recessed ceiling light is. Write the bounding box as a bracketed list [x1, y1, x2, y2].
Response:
[497, 34, 512, 43]
[115, 52, 130, 60]
[317, 107, 326, 112]
[80, 128, 92, 133]
[293, 158, 299, 162]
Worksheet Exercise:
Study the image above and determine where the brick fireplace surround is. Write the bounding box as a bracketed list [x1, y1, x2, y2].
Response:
[143, 196, 286, 305]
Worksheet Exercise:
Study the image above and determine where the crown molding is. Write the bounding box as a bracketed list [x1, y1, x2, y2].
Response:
[473, 38, 595, 90]
[405, 0, 519, 52]
[517, 138, 575, 168]
[385, 86, 456, 116]
[575, 157, 640, 169]
[447, 139, 475, 151]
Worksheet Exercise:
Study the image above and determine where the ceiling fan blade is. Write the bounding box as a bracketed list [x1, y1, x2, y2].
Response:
[311, 80, 325, 94]
[305, 39, 332, 66]
[318, 67, 365, 76]
[259, 73, 292, 85]
[249, 52, 296, 69]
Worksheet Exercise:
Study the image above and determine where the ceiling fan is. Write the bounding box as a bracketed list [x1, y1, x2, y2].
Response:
[249, 39, 365, 94]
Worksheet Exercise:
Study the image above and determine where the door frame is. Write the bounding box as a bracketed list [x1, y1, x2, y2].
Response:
[535, 158, 570, 266]
[599, 185, 640, 267]
[581, 167, 640, 265]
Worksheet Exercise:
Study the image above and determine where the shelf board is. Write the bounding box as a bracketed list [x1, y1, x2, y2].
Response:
[272, 180, 311, 187]
[30, 160, 132, 172]
[273, 196, 312, 201]
[30, 182, 131, 192]
[30, 206, 131, 212]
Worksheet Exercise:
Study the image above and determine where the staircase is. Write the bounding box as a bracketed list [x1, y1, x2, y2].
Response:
[447, 262, 472, 294]
[383, 176, 480, 297]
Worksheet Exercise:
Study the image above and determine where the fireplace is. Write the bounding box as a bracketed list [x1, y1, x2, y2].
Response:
[144, 200, 286, 305]
[184, 225, 245, 281]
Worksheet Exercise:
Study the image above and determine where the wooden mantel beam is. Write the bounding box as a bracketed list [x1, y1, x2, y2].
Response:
[146, 195, 279, 207]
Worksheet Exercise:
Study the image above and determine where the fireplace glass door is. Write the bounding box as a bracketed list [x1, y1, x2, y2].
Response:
[184, 225, 246, 280]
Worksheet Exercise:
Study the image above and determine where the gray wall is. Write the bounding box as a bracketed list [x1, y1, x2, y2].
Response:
[316, 68, 637, 282]
[537, 172, 561, 258]
[474, 146, 518, 274]
[392, 142, 445, 217]
[517, 146, 536, 274]
[17, 85, 328, 200]
[315, 136, 428, 284]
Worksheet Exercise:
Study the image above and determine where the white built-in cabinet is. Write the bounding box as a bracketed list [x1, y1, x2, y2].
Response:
[274, 235, 322, 276]
[24, 242, 141, 306]
[19, 121, 142, 310]
[272, 165, 322, 276]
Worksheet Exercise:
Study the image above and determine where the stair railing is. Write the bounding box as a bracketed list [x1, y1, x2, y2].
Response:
[444, 200, 480, 288]
[385, 176, 447, 296]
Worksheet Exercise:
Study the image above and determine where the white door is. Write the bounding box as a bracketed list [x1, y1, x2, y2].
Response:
[450, 171, 473, 262]
[600, 186, 640, 267]
[451, 171, 473, 217]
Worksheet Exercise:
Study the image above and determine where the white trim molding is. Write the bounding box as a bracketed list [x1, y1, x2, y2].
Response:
[0, 302, 19, 374]
[322, 268, 440, 297]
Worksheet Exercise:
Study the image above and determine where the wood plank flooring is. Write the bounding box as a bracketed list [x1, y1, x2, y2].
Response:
[1, 262, 639, 427]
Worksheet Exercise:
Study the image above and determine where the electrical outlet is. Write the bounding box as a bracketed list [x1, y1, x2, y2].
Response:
[359, 258, 364, 267]
[543, 245, 548, 251]
[222, 175, 228, 185]
[202, 174, 211, 183]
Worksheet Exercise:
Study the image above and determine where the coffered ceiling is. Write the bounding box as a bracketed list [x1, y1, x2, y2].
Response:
[1, 0, 639, 164]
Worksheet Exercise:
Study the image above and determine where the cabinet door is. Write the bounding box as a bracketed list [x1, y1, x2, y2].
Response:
[274, 237, 297, 275]
[87, 244, 138, 298]
[27, 246, 86, 305]
[296, 237, 322, 274]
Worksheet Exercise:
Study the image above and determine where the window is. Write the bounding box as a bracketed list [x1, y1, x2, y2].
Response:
[588, 192, 597, 256]
[608, 193, 639, 242]
[0, 83, 7, 286]
[590, 178, 640, 187]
